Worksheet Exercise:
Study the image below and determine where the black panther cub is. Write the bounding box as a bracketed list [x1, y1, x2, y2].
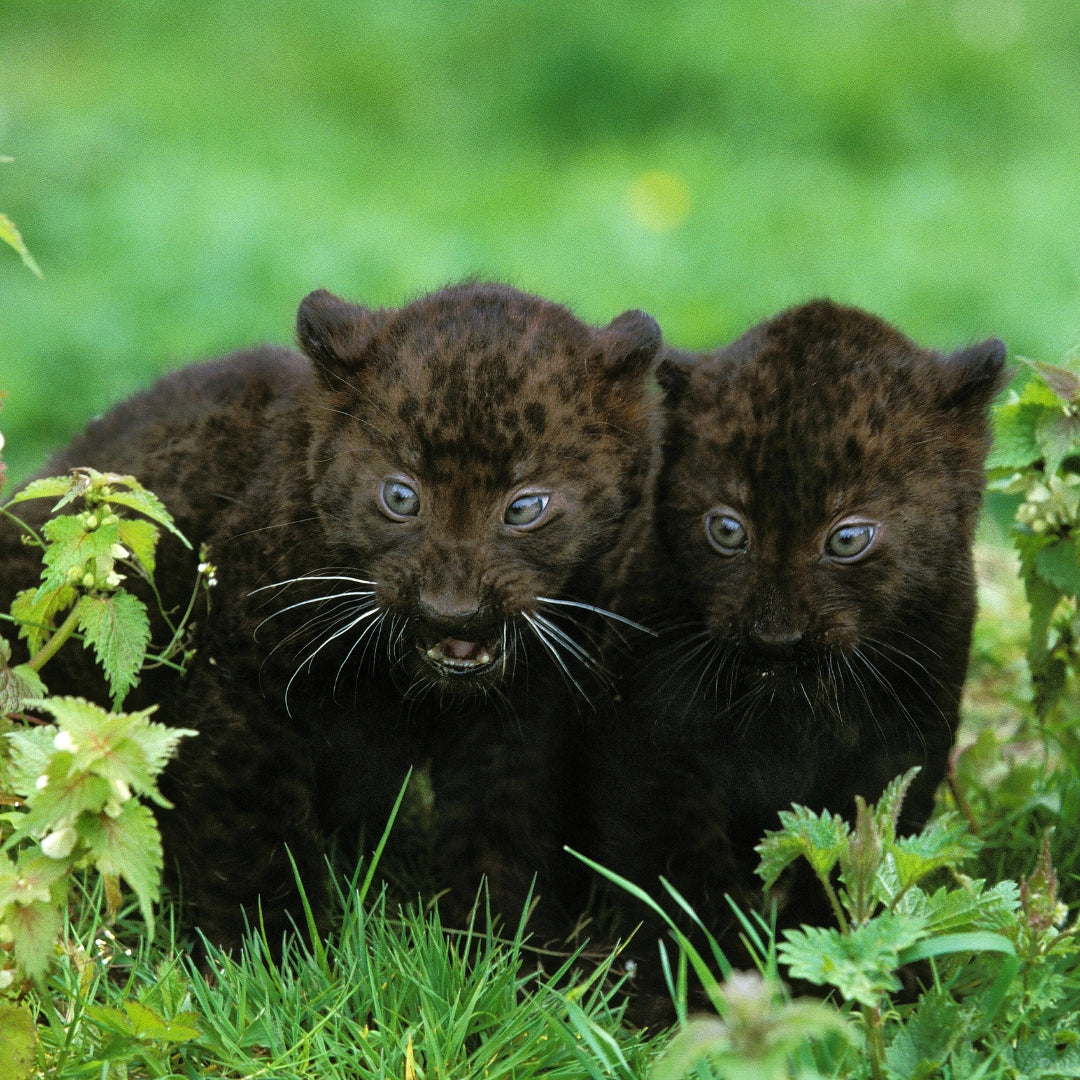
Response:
[0, 282, 663, 950]
[593, 299, 1006, 1003]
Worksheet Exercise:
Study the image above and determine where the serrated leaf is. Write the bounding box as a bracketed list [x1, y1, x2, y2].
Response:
[0, 1002, 38, 1080]
[0, 636, 46, 714]
[76, 591, 150, 706]
[80, 799, 162, 926]
[4, 724, 56, 794]
[873, 767, 921, 846]
[10, 583, 78, 656]
[890, 815, 978, 891]
[17, 763, 112, 836]
[920, 879, 1021, 936]
[1019, 375, 1071, 409]
[106, 485, 190, 548]
[2, 475, 74, 508]
[778, 912, 926, 1007]
[123, 1000, 201, 1043]
[6, 898, 62, 980]
[884, 986, 964, 1080]
[1015, 1029, 1080, 1077]
[1034, 538, 1080, 596]
[755, 804, 850, 892]
[1036, 408, 1080, 476]
[39, 514, 120, 597]
[1025, 357, 1080, 404]
[988, 401, 1045, 472]
[117, 516, 161, 576]
[21, 696, 190, 802]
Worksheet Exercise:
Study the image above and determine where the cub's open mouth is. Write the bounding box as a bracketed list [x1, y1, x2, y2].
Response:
[417, 635, 503, 677]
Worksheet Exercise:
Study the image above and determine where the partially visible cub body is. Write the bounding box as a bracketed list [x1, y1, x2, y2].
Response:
[0, 283, 663, 949]
[595, 300, 1006, 998]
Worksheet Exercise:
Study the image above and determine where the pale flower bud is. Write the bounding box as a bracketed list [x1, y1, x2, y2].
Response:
[53, 730, 77, 753]
[41, 825, 77, 860]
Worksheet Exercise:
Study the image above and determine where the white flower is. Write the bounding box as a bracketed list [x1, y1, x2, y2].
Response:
[53, 729, 77, 753]
[41, 825, 78, 860]
[110, 543, 130, 560]
[35, 774, 49, 791]
[110, 778, 132, 804]
[0, 968, 13, 991]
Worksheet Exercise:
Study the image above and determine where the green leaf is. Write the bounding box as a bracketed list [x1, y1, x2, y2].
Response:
[884, 986, 964, 1080]
[919, 879, 1021, 936]
[0, 851, 68, 909]
[123, 1000, 201, 1043]
[21, 696, 192, 803]
[17, 764, 112, 836]
[0, 637, 46, 713]
[755, 804, 849, 892]
[1025, 357, 1080, 404]
[39, 514, 121, 597]
[0, 211, 42, 278]
[1034, 538, 1080, 596]
[2, 475, 74, 508]
[777, 912, 926, 1007]
[872, 767, 921, 844]
[6, 898, 63, 980]
[106, 483, 190, 548]
[1036, 408, 1080, 476]
[890, 815, 979, 892]
[988, 401, 1045, 473]
[4, 724, 55, 795]
[117, 516, 161, 576]
[0, 1002, 38, 1080]
[10, 583, 78, 656]
[1015, 1028, 1080, 1077]
[79, 799, 163, 926]
[76, 591, 151, 706]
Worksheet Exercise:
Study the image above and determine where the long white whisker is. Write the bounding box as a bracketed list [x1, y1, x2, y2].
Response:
[523, 613, 588, 701]
[283, 607, 383, 715]
[535, 596, 657, 636]
[251, 574, 377, 595]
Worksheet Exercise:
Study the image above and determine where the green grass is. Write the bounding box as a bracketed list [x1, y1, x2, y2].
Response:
[3, 0, 1080, 482]
[28, 871, 654, 1080]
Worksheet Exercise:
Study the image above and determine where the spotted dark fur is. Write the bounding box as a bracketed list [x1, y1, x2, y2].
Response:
[592, 300, 1006, 1007]
[0, 282, 663, 949]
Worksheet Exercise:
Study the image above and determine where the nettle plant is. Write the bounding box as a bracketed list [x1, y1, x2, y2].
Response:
[0, 437, 205, 992]
[988, 357, 1080, 719]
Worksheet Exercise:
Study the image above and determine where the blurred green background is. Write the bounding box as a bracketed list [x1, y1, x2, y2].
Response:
[2, 0, 1079, 485]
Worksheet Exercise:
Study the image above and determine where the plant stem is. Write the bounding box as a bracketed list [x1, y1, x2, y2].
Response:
[27, 602, 82, 673]
[861, 1003, 887, 1080]
[815, 870, 850, 933]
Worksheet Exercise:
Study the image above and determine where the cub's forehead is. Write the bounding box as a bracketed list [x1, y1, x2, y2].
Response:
[676, 338, 941, 511]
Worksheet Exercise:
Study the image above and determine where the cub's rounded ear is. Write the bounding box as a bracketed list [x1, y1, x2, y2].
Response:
[938, 337, 1009, 413]
[656, 348, 697, 399]
[597, 309, 663, 375]
[296, 289, 380, 385]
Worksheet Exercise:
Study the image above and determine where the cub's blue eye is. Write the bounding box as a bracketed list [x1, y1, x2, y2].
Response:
[705, 509, 747, 555]
[380, 480, 420, 520]
[505, 493, 549, 528]
[826, 521, 875, 561]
